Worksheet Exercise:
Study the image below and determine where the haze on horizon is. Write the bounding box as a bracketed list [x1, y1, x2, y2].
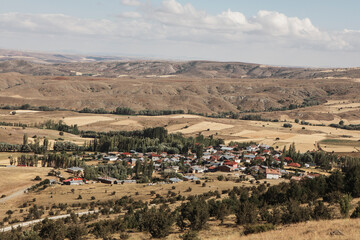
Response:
[0, 0, 360, 68]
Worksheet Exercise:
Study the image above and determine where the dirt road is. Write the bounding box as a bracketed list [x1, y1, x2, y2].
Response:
[0, 186, 29, 204]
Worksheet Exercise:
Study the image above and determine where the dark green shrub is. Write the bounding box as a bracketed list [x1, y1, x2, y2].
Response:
[243, 223, 276, 235]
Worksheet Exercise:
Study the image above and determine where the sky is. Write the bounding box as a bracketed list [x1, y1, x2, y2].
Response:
[0, 0, 360, 67]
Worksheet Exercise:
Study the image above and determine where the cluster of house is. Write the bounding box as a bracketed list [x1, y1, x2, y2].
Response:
[98, 144, 321, 181]
[61, 144, 323, 185]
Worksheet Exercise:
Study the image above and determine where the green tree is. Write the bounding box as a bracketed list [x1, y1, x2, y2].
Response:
[312, 201, 332, 220]
[66, 225, 88, 240]
[345, 165, 360, 197]
[235, 201, 258, 225]
[195, 143, 204, 160]
[339, 194, 352, 218]
[23, 133, 28, 145]
[39, 219, 66, 240]
[177, 198, 209, 230]
[140, 205, 174, 238]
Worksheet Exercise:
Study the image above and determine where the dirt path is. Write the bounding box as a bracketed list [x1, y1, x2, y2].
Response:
[0, 186, 30, 204]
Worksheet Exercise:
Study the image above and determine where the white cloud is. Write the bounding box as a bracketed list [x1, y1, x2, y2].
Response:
[120, 0, 141, 7]
[0, 0, 359, 66]
[118, 11, 142, 19]
[0, 13, 115, 35]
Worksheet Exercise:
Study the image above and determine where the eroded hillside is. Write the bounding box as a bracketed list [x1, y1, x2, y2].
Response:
[0, 73, 359, 113]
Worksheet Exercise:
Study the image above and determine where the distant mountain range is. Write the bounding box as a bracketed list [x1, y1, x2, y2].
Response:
[0, 49, 360, 113]
[0, 49, 130, 64]
[0, 49, 359, 79]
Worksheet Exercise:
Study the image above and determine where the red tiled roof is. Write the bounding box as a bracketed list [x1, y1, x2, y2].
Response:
[288, 162, 301, 167]
[308, 173, 321, 177]
[224, 161, 237, 166]
[266, 168, 280, 175]
[291, 176, 302, 181]
[63, 177, 83, 182]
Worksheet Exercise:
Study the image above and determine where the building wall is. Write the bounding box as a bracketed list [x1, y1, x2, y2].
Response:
[266, 174, 279, 179]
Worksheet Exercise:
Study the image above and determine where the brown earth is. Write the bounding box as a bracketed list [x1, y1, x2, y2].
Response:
[0, 72, 360, 113]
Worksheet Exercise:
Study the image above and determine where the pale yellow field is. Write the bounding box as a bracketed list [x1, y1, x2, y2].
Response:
[175, 121, 234, 134]
[12, 110, 40, 113]
[2, 109, 360, 153]
[169, 114, 202, 119]
[0, 167, 54, 197]
[63, 116, 115, 126]
[110, 119, 143, 127]
[235, 218, 360, 240]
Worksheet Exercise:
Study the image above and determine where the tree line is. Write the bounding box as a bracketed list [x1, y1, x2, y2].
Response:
[83, 159, 154, 183]
[0, 134, 49, 153]
[85, 127, 224, 154]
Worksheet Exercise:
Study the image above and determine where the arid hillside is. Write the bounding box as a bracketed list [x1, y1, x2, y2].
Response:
[1, 59, 360, 79]
[0, 49, 129, 64]
[0, 72, 359, 113]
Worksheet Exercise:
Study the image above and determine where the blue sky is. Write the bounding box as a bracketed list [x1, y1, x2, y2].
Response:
[0, 0, 359, 67]
[2, 0, 359, 29]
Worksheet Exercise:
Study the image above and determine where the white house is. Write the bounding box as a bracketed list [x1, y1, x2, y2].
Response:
[103, 156, 118, 161]
[246, 145, 258, 152]
[221, 146, 234, 152]
[266, 168, 281, 180]
[190, 166, 207, 173]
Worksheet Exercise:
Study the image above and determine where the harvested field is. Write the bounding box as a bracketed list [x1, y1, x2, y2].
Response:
[0, 167, 54, 198]
[169, 114, 202, 119]
[110, 119, 143, 127]
[2, 108, 360, 153]
[319, 139, 360, 153]
[63, 116, 114, 126]
[175, 121, 234, 134]
[0, 126, 91, 146]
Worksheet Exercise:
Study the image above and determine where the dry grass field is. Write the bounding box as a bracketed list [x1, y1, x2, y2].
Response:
[3, 107, 360, 153]
[0, 169, 285, 226]
[81, 218, 360, 239]
[0, 167, 55, 207]
[236, 218, 360, 240]
[1, 172, 283, 212]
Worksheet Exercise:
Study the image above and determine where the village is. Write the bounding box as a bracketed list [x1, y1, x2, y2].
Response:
[60, 143, 324, 186]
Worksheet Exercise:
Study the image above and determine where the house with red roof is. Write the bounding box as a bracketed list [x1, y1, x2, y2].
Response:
[263, 149, 271, 154]
[218, 165, 234, 172]
[290, 176, 302, 181]
[122, 152, 132, 157]
[63, 177, 85, 185]
[306, 173, 321, 179]
[266, 169, 281, 179]
[223, 161, 238, 169]
[288, 162, 301, 168]
[254, 156, 265, 162]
